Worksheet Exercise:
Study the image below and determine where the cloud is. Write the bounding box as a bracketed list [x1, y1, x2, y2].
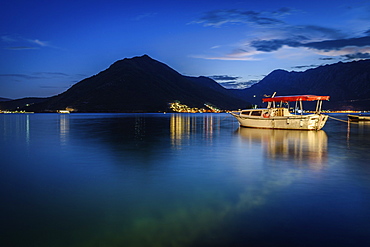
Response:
[5, 46, 38, 50]
[190, 54, 259, 61]
[1, 35, 17, 42]
[291, 64, 319, 69]
[193, 8, 292, 27]
[1, 35, 54, 50]
[288, 25, 345, 40]
[29, 39, 49, 47]
[249, 27, 369, 53]
[208, 75, 240, 81]
[33, 72, 69, 77]
[342, 52, 370, 60]
[191, 47, 264, 61]
[250, 39, 301, 52]
[0, 72, 73, 81]
[219, 80, 259, 89]
[207, 75, 258, 89]
[193, 7, 370, 62]
[304, 35, 370, 50]
[0, 74, 43, 80]
[248, 31, 370, 62]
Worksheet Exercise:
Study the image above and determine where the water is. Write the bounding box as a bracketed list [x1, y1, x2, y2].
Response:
[1, 113, 370, 247]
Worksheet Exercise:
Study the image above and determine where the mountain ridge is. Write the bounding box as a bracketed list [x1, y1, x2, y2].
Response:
[1, 56, 370, 112]
[241, 59, 370, 110]
[6, 55, 250, 112]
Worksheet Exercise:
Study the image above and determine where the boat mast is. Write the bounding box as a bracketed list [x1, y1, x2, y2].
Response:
[315, 100, 323, 114]
[271, 92, 276, 108]
[294, 100, 298, 114]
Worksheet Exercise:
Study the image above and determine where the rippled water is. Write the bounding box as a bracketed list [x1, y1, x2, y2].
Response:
[1, 113, 370, 247]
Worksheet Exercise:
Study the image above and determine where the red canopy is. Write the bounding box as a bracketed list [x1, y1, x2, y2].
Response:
[262, 95, 330, 103]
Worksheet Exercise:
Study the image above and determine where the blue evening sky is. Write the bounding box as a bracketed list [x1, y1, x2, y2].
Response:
[1, 0, 370, 99]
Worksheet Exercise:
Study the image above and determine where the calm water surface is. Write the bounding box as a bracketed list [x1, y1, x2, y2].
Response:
[1, 113, 370, 247]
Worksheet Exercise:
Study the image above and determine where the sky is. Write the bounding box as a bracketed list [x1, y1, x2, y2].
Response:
[1, 0, 370, 99]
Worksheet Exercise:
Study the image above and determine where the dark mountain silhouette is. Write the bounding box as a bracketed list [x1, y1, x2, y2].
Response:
[0, 97, 12, 102]
[0, 97, 47, 110]
[13, 55, 250, 112]
[1, 56, 370, 112]
[242, 59, 370, 110]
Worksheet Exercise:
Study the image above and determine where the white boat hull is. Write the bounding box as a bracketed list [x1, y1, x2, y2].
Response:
[231, 113, 328, 130]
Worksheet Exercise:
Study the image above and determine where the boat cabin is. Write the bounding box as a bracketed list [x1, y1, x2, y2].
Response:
[241, 108, 292, 118]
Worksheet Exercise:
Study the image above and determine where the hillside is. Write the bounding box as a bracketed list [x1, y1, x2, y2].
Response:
[0, 97, 47, 111]
[242, 60, 370, 110]
[16, 55, 250, 112]
[2, 57, 370, 112]
[0, 97, 12, 102]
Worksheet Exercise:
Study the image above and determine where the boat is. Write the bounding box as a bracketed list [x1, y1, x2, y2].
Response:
[348, 114, 370, 121]
[230, 95, 330, 130]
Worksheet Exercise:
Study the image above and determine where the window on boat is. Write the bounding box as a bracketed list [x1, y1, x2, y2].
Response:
[250, 111, 262, 116]
[241, 111, 250, 115]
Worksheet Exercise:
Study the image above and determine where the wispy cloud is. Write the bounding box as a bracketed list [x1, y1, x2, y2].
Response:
[1, 35, 17, 42]
[1, 35, 54, 50]
[342, 52, 370, 60]
[250, 34, 370, 52]
[319, 57, 336, 60]
[29, 39, 49, 47]
[190, 54, 260, 61]
[193, 8, 292, 27]
[208, 75, 259, 89]
[0, 72, 84, 92]
[291, 64, 319, 69]
[33, 72, 70, 77]
[190, 47, 263, 61]
[193, 5, 370, 62]
[0, 74, 43, 80]
[220, 79, 259, 89]
[5, 46, 39, 50]
[0, 72, 78, 81]
[208, 75, 241, 81]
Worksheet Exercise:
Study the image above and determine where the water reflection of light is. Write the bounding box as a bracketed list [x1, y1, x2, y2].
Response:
[203, 115, 214, 140]
[170, 114, 191, 147]
[59, 114, 69, 145]
[237, 128, 328, 168]
[170, 114, 221, 147]
[26, 115, 30, 144]
[356, 121, 370, 132]
[0, 114, 31, 144]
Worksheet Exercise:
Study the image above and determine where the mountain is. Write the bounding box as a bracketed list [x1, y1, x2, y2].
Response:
[0, 97, 48, 111]
[2, 56, 370, 112]
[0, 97, 12, 102]
[241, 59, 370, 110]
[16, 55, 250, 112]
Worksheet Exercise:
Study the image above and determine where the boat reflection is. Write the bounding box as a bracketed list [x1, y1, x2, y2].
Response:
[355, 121, 370, 129]
[237, 128, 328, 167]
